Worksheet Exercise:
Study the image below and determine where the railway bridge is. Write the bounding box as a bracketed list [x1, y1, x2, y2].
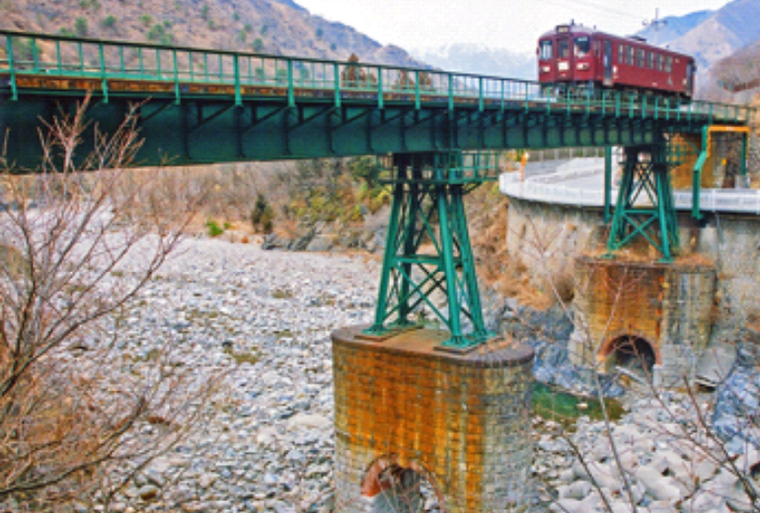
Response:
[0, 30, 755, 513]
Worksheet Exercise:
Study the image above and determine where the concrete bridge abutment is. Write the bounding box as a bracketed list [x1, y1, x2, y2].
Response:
[331, 327, 534, 513]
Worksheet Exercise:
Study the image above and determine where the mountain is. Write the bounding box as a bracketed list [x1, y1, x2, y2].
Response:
[652, 0, 760, 71]
[703, 37, 760, 101]
[632, 0, 760, 100]
[635, 10, 714, 48]
[412, 44, 534, 81]
[0, 0, 425, 68]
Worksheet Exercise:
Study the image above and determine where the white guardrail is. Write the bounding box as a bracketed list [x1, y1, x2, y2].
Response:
[499, 161, 760, 215]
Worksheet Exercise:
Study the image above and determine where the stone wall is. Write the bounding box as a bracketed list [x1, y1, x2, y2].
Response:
[332, 327, 534, 513]
[505, 196, 760, 382]
[506, 196, 760, 341]
[505, 197, 606, 288]
[571, 258, 716, 386]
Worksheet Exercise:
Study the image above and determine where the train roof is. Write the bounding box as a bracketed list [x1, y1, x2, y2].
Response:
[539, 23, 694, 59]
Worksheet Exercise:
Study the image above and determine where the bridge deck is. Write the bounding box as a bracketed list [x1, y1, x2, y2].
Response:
[1, 30, 752, 123]
[0, 30, 754, 169]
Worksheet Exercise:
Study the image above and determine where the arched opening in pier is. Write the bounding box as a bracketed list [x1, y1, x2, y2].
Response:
[361, 457, 444, 513]
[602, 335, 657, 378]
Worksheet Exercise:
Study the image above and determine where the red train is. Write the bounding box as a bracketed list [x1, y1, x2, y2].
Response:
[537, 23, 696, 98]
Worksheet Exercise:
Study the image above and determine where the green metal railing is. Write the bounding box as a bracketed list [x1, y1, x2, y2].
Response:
[0, 29, 754, 123]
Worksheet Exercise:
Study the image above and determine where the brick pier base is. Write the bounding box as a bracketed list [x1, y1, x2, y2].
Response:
[570, 257, 717, 386]
[331, 327, 535, 513]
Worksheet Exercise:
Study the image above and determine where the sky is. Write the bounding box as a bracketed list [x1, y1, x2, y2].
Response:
[294, 0, 731, 54]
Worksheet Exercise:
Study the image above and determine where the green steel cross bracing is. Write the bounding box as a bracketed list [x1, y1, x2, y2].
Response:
[364, 151, 498, 350]
[606, 143, 681, 262]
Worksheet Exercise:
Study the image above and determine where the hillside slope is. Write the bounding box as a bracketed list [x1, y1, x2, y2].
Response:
[0, 0, 425, 67]
[665, 0, 760, 71]
[635, 10, 714, 48]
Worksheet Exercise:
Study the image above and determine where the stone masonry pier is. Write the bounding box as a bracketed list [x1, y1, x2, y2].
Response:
[570, 257, 717, 386]
[331, 327, 534, 513]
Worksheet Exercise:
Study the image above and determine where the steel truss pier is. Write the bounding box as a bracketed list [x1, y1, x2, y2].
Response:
[363, 151, 498, 350]
[606, 143, 681, 262]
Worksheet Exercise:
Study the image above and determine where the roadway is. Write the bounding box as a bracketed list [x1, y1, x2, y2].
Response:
[501, 158, 760, 215]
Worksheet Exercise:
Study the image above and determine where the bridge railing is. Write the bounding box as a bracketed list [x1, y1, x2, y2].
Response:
[0, 30, 753, 124]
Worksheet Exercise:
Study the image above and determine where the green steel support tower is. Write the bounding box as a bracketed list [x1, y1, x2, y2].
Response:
[363, 151, 499, 351]
[606, 143, 681, 262]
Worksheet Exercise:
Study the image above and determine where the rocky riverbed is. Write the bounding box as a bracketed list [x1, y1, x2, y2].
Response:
[97, 236, 378, 513]
[91, 235, 760, 513]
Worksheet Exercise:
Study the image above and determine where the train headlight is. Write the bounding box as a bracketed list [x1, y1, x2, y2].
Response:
[576, 63, 590, 71]
[541, 66, 551, 73]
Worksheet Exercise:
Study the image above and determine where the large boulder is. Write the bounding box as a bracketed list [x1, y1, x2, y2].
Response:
[712, 342, 760, 453]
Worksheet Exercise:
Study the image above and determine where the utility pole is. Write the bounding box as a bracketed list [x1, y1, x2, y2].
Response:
[643, 8, 667, 46]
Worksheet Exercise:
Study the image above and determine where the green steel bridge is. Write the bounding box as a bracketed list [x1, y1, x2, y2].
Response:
[0, 30, 755, 349]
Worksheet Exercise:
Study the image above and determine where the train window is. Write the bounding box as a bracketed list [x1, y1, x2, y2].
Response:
[619, 44, 624, 63]
[575, 36, 590, 57]
[665, 56, 672, 73]
[637, 48, 645, 67]
[627, 46, 634, 65]
[648, 52, 654, 69]
[657, 54, 664, 71]
[558, 39, 570, 58]
[540, 40, 553, 60]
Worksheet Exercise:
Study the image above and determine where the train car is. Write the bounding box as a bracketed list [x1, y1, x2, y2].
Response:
[537, 23, 696, 98]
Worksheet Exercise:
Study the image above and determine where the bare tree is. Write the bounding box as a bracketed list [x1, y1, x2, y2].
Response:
[0, 95, 220, 511]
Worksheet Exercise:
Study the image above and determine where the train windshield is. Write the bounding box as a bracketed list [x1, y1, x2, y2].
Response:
[575, 37, 590, 57]
[558, 39, 570, 58]
[540, 40, 553, 60]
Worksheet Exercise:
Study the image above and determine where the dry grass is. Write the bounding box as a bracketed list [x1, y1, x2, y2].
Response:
[468, 184, 554, 310]
[584, 238, 716, 267]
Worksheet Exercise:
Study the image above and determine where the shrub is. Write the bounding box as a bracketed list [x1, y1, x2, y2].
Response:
[139, 13, 152, 27]
[147, 23, 173, 45]
[102, 14, 116, 28]
[74, 16, 88, 36]
[251, 194, 275, 233]
[13, 38, 34, 61]
[253, 38, 264, 53]
[206, 218, 225, 237]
